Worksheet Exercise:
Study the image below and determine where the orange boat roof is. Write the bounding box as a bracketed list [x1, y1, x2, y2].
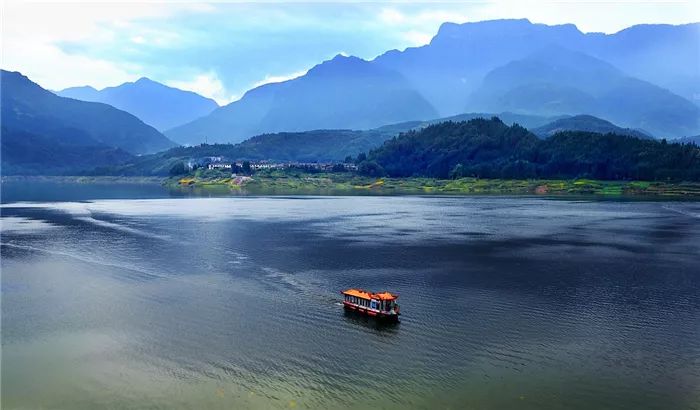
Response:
[341, 288, 398, 301]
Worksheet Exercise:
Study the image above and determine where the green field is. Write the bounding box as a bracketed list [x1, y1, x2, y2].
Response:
[166, 171, 700, 197]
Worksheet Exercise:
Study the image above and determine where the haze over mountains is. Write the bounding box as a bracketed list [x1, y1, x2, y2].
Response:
[1, 70, 176, 174]
[166, 55, 438, 145]
[58, 78, 219, 131]
[469, 46, 699, 137]
[2, 19, 699, 176]
[167, 19, 699, 144]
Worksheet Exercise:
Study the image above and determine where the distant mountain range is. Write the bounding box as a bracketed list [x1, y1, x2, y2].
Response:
[165, 55, 438, 145]
[58, 77, 219, 131]
[469, 46, 699, 137]
[6, 64, 665, 176]
[4, 19, 699, 176]
[164, 19, 699, 144]
[375, 19, 700, 115]
[1, 70, 176, 174]
[531, 115, 653, 139]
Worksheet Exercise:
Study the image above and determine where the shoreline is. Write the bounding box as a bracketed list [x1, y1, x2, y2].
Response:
[3, 174, 700, 198]
[1, 175, 165, 184]
[168, 174, 700, 198]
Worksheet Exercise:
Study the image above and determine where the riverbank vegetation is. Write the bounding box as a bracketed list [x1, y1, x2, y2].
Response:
[167, 169, 700, 197]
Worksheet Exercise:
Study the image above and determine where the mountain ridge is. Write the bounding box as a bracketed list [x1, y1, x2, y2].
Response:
[58, 77, 219, 131]
[468, 45, 700, 137]
[166, 19, 698, 143]
[165, 54, 438, 145]
[1, 70, 175, 174]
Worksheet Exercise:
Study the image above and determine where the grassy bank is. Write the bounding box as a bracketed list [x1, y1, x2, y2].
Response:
[167, 171, 700, 197]
[1, 175, 165, 184]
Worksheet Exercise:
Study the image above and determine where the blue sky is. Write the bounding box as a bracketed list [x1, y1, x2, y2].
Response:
[3, 1, 698, 105]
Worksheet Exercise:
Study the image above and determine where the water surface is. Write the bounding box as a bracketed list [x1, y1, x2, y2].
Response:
[2, 190, 699, 409]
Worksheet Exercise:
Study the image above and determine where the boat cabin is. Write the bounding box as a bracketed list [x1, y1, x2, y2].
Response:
[341, 288, 400, 321]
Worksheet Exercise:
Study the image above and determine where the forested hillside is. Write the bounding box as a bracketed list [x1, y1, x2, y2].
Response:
[365, 118, 700, 180]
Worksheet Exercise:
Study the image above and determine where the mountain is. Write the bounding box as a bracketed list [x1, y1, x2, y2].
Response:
[374, 19, 587, 116]
[165, 55, 438, 145]
[468, 47, 700, 137]
[58, 77, 219, 131]
[373, 19, 699, 115]
[103, 111, 559, 175]
[532, 115, 652, 139]
[366, 117, 700, 181]
[584, 23, 700, 104]
[167, 20, 698, 144]
[1, 70, 175, 174]
[673, 135, 700, 145]
[56, 85, 101, 101]
[1, 127, 133, 175]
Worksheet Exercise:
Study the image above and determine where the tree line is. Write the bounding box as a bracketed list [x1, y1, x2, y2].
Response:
[354, 118, 700, 181]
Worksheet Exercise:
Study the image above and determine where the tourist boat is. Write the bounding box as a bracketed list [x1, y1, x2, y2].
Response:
[341, 288, 400, 322]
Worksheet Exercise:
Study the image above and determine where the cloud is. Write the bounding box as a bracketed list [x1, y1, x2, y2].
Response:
[168, 72, 234, 106]
[1, 1, 214, 90]
[402, 30, 433, 46]
[250, 69, 310, 89]
[2, 41, 138, 92]
[379, 8, 406, 25]
[3, 0, 698, 100]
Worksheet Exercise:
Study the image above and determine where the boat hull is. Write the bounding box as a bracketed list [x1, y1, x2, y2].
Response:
[342, 301, 400, 322]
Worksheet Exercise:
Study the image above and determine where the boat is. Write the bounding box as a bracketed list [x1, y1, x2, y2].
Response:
[341, 288, 400, 322]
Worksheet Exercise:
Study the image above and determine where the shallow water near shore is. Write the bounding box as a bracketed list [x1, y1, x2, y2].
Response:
[2, 188, 699, 409]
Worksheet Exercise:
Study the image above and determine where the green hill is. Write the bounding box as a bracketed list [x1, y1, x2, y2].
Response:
[366, 117, 700, 180]
[90, 112, 558, 176]
[532, 115, 653, 139]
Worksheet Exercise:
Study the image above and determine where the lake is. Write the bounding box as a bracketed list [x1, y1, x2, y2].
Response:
[1, 183, 699, 409]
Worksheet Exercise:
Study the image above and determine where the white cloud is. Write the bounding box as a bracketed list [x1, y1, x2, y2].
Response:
[402, 30, 433, 46]
[2, 41, 138, 91]
[379, 8, 406, 25]
[3, 0, 698, 99]
[250, 69, 309, 89]
[168, 72, 234, 106]
[1, 0, 214, 90]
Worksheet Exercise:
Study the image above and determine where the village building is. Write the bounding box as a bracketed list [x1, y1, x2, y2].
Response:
[207, 163, 232, 170]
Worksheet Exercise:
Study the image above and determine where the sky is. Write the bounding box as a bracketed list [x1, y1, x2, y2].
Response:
[2, 0, 699, 105]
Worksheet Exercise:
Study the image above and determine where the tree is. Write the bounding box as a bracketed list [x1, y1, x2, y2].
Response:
[242, 160, 252, 174]
[358, 160, 386, 177]
[449, 163, 465, 179]
[169, 161, 187, 176]
[364, 118, 700, 181]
